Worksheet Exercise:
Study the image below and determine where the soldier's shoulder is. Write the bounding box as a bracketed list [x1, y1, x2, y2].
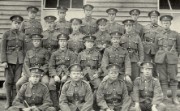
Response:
[39, 82, 48, 88]
[82, 80, 90, 86]
[134, 77, 141, 82]
[21, 82, 29, 89]
[152, 77, 159, 82]
[63, 80, 71, 87]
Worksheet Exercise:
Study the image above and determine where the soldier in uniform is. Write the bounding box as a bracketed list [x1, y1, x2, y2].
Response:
[16, 34, 49, 91]
[1, 15, 24, 109]
[81, 4, 98, 35]
[154, 15, 180, 104]
[68, 18, 85, 54]
[94, 18, 111, 54]
[49, 33, 76, 110]
[142, 10, 162, 62]
[54, 6, 71, 35]
[20, 6, 43, 52]
[133, 62, 166, 111]
[77, 35, 102, 91]
[96, 64, 131, 111]
[42, 15, 59, 55]
[120, 19, 144, 81]
[59, 63, 93, 111]
[106, 8, 125, 34]
[8, 67, 56, 111]
[129, 9, 144, 37]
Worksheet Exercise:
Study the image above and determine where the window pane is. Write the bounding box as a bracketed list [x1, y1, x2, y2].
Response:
[59, 0, 70, 8]
[45, 0, 58, 8]
[160, 0, 180, 9]
[72, 0, 83, 8]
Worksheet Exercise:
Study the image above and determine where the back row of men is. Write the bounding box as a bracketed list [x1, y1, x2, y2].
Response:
[1, 4, 180, 111]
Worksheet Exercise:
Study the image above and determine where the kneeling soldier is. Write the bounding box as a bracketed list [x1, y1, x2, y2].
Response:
[59, 63, 93, 111]
[133, 62, 166, 111]
[8, 67, 55, 111]
[96, 64, 131, 111]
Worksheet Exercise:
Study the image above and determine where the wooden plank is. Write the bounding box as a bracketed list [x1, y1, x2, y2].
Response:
[0, 5, 41, 11]
[3, 0, 41, 1]
[0, 11, 41, 16]
[0, 15, 41, 20]
[0, 1, 41, 6]
[87, 0, 157, 3]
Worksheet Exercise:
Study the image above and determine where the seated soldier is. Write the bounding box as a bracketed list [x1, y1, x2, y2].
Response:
[59, 63, 93, 111]
[8, 67, 55, 111]
[96, 64, 131, 111]
[133, 62, 166, 111]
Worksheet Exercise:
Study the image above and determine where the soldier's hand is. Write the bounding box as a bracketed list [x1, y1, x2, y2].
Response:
[61, 75, 67, 82]
[102, 75, 109, 82]
[2, 62, 8, 68]
[135, 103, 141, 111]
[124, 75, 132, 84]
[152, 105, 158, 111]
[54, 76, 60, 82]
[137, 61, 142, 66]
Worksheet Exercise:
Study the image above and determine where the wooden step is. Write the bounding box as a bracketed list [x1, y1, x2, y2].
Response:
[0, 1, 40, 6]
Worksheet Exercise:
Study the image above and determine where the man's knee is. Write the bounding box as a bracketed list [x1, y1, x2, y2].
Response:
[45, 107, 56, 111]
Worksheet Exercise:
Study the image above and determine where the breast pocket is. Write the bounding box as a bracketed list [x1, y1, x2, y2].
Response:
[168, 37, 176, 45]
[117, 54, 125, 63]
[131, 40, 138, 49]
[7, 37, 16, 46]
[109, 54, 116, 63]
[66, 91, 74, 102]
[35, 94, 43, 104]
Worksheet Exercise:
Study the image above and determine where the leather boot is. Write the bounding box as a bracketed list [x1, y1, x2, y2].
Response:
[50, 90, 60, 111]
[12, 85, 17, 101]
[5, 84, 12, 109]
[171, 85, 180, 105]
[161, 84, 169, 101]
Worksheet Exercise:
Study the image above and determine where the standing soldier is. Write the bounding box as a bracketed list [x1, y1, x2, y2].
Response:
[133, 62, 166, 111]
[78, 35, 102, 91]
[106, 8, 125, 34]
[155, 15, 180, 104]
[68, 18, 85, 54]
[129, 9, 144, 37]
[81, 4, 98, 35]
[42, 15, 59, 55]
[1, 15, 24, 109]
[8, 67, 56, 111]
[16, 34, 49, 91]
[59, 63, 93, 111]
[142, 10, 162, 62]
[96, 64, 131, 111]
[94, 18, 111, 54]
[49, 33, 76, 110]
[120, 19, 144, 81]
[55, 6, 71, 35]
[20, 6, 42, 52]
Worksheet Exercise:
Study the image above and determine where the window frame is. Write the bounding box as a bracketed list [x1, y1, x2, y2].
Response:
[43, 0, 86, 10]
[158, 0, 180, 13]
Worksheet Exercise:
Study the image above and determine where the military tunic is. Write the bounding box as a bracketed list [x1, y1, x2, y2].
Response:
[81, 16, 98, 35]
[78, 48, 102, 89]
[8, 82, 55, 111]
[20, 19, 43, 52]
[96, 79, 131, 111]
[68, 31, 85, 54]
[142, 24, 163, 62]
[154, 29, 180, 85]
[49, 49, 76, 90]
[133, 21, 144, 38]
[106, 21, 125, 34]
[54, 18, 71, 35]
[59, 80, 93, 111]
[42, 29, 59, 54]
[133, 76, 163, 111]
[120, 32, 144, 81]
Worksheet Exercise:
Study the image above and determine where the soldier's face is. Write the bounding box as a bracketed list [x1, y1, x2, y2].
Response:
[111, 37, 120, 45]
[28, 12, 37, 19]
[84, 10, 93, 17]
[161, 21, 171, 29]
[125, 24, 133, 32]
[29, 74, 41, 85]
[108, 70, 119, 80]
[71, 24, 81, 31]
[108, 13, 116, 21]
[141, 67, 152, 77]
[150, 16, 158, 24]
[11, 21, 21, 29]
[98, 24, 106, 31]
[84, 41, 94, 49]
[58, 12, 66, 18]
[32, 39, 41, 47]
[131, 14, 139, 21]
[59, 40, 68, 48]
[70, 71, 82, 81]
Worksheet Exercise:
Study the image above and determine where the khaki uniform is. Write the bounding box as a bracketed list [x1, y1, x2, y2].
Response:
[8, 82, 55, 111]
[142, 24, 162, 62]
[133, 22, 144, 37]
[96, 79, 131, 111]
[54, 18, 71, 35]
[133, 77, 164, 111]
[78, 48, 102, 89]
[20, 19, 43, 52]
[106, 21, 125, 34]
[120, 32, 144, 81]
[68, 32, 85, 54]
[59, 80, 93, 111]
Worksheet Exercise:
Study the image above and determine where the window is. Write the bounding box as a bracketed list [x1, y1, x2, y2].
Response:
[159, 0, 180, 10]
[44, 0, 84, 9]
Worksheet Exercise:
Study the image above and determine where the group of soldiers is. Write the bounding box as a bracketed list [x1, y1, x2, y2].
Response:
[1, 3, 180, 111]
